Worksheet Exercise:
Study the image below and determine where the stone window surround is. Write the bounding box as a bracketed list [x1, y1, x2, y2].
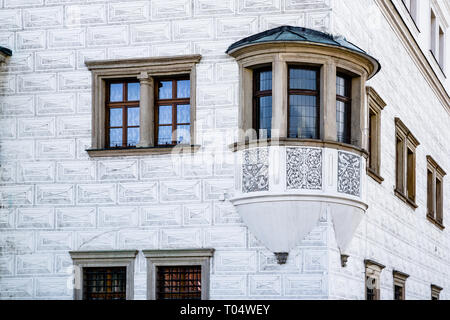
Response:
[393, 270, 409, 300]
[394, 117, 420, 209]
[85, 55, 201, 157]
[426, 155, 446, 230]
[143, 249, 214, 300]
[69, 250, 138, 300]
[229, 42, 372, 153]
[365, 259, 385, 300]
[367, 86, 387, 184]
[431, 284, 443, 300]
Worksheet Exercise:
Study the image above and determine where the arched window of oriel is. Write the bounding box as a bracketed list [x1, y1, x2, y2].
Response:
[336, 74, 351, 144]
[288, 66, 320, 139]
[253, 67, 272, 139]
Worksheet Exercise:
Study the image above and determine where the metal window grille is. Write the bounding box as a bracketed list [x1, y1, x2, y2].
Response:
[156, 265, 201, 300]
[83, 267, 126, 300]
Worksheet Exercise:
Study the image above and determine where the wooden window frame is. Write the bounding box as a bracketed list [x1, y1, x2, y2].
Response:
[253, 67, 273, 139]
[155, 76, 191, 146]
[366, 87, 386, 183]
[336, 73, 352, 144]
[105, 79, 140, 148]
[426, 155, 446, 230]
[287, 65, 321, 140]
[394, 117, 420, 209]
[143, 249, 214, 300]
[69, 250, 138, 300]
[393, 270, 409, 300]
[365, 259, 385, 300]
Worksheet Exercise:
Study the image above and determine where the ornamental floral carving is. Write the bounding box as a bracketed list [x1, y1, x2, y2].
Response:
[286, 147, 322, 190]
[242, 148, 269, 193]
[337, 151, 361, 196]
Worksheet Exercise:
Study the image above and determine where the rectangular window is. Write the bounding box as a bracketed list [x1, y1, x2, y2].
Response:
[253, 68, 272, 138]
[287, 66, 320, 139]
[394, 118, 419, 208]
[106, 80, 140, 148]
[155, 77, 191, 145]
[336, 74, 351, 144]
[365, 260, 384, 300]
[402, 0, 417, 22]
[83, 267, 127, 300]
[436, 177, 443, 223]
[427, 169, 434, 217]
[426, 155, 446, 229]
[393, 270, 408, 300]
[431, 10, 437, 56]
[394, 285, 403, 300]
[156, 265, 202, 300]
[439, 27, 445, 69]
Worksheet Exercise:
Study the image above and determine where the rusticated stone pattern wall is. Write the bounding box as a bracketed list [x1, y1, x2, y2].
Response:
[329, 0, 450, 300]
[0, 0, 332, 299]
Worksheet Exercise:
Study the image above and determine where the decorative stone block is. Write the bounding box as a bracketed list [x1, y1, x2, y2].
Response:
[35, 50, 76, 71]
[0, 96, 34, 116]
[194, 0, 235, 16]
[182, 154, 213, 177]
[0, 232, 34, 254]
[17, 30, 46, 50]
[48, 28, 85, 48]
[283, 275, 326, 296]
[0, 209, 15, 229]
[36, 184, 74, 205]
[216, 17, 258, 39]
[77, 92, 92, 114]
[56, 207, 96, 229]
[214, 251, 257, 273]
[131, 22, 171, 43]
[77, 49, 107, 69]
[286, 147, 322, 190]
[0, 118, 16, 139]
[258, 250, 300, 272]
[99, 160, 138, 181]
[108, 1, 149, 22]
[118, 230, 158, 249]
[57, 161, 96, 182]
[18, 161, 55, 183]
[0, 256, 14, 276]
[259, 14, 305, 30]
[77, 184, 116, 204]
[303, 250, 327, 272]
[65, 4, 107, 26]
[173, 19, 214, 41]
[204, 227, 246, 248]
[118, 182, 158, 204]
[0, 278, 33, 298]
[151, 0, 191, 20]
[17, 254, 53, 274]
[18, 73, 57, 93]
[87, 25, 128, 46]
[140, 205, 182, 226]
[107, 46, 150, 60]
[238, 0, 281, 14]
[210, 275, 247, 296]
[249, 275, 282, 296]
[198, 83, 235, 106]
[203, 179, 234, 200]
[37, 231, 73, 251]
[56, 115, 90, 137]
[35, 277, 71, 298]
[58, 72, 91, 91]
[55, 254, 72, 274]
[183, 203, 211, 225]
[213, 202, 242, 225]
[160, 180, 201, 203]
[77, 231, 117, 250]
[18, 117, 55, 138]
[0, 185, 33, 205]
[0, 163, 16, 184]
[0, 9, 22, 30]
[0, 52, 33, 73]
[37, 93, 76, 115]
[337, 151, 361, 197]
[36, 139, 76, 159]
[152, 42, 191, 57]
[16, 208, 54, 229]
[242, 148, 269, 193]
[98, 206, 138, 228]
[23, 7, 63, 28]
[160, 228, 202, 248]
[5, 0, 43, 7]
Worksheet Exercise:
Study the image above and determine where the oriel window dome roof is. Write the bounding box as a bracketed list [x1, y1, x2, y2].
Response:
[226, 25, 381, 78]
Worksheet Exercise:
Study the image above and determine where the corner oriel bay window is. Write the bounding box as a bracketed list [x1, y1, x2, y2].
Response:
[253, 68, 272, 138]
[288, 66, 319, 139]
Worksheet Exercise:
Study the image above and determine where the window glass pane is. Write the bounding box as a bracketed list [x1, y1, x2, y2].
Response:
[289, 95, 318, 139]
[109, 108, 122, 127]
[127, 82, 140, 101]
[127, 127, 139, 146]
[289, 68, 317, 90]
[158, 126, 172, 145]
[127, 107, 139, 126]
[177, 80, 190, 98]
[158, 81, 172, 99]
[336, 100, 350, 143]
[177, 125, 190, 144]
[159, 105, 172, 125]
[177, 104, 190, 123]
[258, 70, 272, 91]
[336, 75, 347, 96]
[109, 128, 122, 147]
[110, 83, 123, 102]
[258, 96, 272, 138]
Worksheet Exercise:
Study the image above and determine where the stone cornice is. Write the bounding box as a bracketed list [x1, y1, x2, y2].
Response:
[375, 0, 450, 114]
[367, 86, 387, 111]
[143, 249, 215, 259]
[426, 155, 447, 177]
[69, 250, 138, 260]
[395, 117, 420, 147]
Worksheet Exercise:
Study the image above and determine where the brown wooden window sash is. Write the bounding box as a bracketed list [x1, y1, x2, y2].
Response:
[105, 79, 140, 148]
[336, 74, 352, 144]
[155, 77, 190, 146]
[253, 67, 272, 139]
[287, 66, 320, 139]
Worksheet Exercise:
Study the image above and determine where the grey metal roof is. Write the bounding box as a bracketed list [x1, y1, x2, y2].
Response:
[226, 26, 380, 77]
[0, 46, 12, 56]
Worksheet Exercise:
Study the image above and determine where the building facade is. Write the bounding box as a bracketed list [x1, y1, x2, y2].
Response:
[0, 0, 449, 300]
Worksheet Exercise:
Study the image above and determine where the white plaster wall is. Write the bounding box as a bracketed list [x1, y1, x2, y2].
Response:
[0, 0, 332, 300]
[330, 0, 450, 300]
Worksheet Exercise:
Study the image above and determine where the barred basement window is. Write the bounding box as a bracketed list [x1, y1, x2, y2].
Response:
[431, 284, 442, 300]
[336, 74, 351, 144]
[156, 265, 201, 300]
[288, 66, 320, 139]
[394, 118, 420, 209]
[393, 270, 409, 300]
[426, 155, 446, 229]
[365, 260, 385, 300]
[143, 249, 214, 300]
[83, 267, 126, 300]
[366, 87, 386, 183]
[253, 67, 273, 139]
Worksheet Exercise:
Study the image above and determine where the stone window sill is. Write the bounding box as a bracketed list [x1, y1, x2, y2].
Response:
[86, 145, 200, 157]
[394, 189, 418, 209]
[426, 214, 445, 230]
[367, 167, 384, 184]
